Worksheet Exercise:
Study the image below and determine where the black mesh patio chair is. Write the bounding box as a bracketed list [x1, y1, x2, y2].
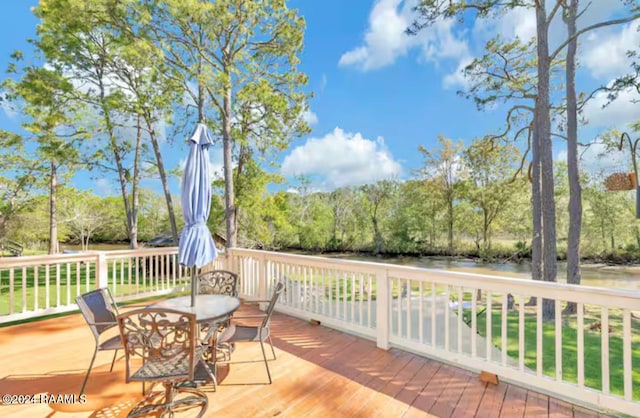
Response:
[75, 287, 122, 395]
[217, 281, 284, 384]
[117, 308, 212, 418]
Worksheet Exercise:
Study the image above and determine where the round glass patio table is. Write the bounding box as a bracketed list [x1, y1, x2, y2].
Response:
[150, 294, 241, 323]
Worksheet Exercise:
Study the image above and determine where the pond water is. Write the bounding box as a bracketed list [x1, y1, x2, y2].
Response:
[331, 254, 640, 291]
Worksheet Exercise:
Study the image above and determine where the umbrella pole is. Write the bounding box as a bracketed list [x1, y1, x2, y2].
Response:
[191, 267, 198, 307]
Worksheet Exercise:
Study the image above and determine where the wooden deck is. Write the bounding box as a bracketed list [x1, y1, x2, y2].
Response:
[0, 301, 615, 418]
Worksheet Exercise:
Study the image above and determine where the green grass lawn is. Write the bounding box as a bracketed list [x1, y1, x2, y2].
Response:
[474, 306, 640, 400]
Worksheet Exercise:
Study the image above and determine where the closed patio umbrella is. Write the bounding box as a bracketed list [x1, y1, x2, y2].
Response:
[178, 123, 218, 307]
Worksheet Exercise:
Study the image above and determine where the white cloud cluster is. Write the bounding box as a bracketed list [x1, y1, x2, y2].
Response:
[338, 0, 470, 87]
[281, 127, 402, 189]
[582, 87, 640, 130]
[340, 1, 637, 91]
[583, 21, 640, 80]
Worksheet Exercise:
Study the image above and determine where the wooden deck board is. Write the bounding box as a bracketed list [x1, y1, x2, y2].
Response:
[0, 301, 610, 417]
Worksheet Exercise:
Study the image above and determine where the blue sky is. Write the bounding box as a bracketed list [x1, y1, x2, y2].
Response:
[1, 1, 639, 195]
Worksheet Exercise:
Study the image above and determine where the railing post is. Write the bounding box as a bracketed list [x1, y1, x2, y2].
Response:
[376, 268, 390, 350]
[96, 251, 108, 289]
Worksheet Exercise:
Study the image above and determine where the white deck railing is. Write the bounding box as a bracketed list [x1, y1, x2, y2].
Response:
[1, 247, 638, 415]
[227, 248, 640, 417]
[0, 247, 226, 323]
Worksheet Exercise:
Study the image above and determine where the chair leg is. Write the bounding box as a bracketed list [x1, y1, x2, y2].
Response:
[79, 346, 98, 395]
[259, 340, 272, 384]
[109, 349, 118, 372]
[267, 335, 276, 360]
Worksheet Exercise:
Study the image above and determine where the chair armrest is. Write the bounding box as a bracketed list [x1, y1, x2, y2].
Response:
[87, 321, 117, 326]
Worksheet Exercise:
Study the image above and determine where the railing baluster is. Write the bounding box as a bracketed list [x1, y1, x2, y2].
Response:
[486, 291, 492, 362]
[601, 307, 610, 394]
[518, 294, 524, 372]
[623, 308, 632, 401]
[55, 264, 60, 307]
[418, 281, 424, 344]
[431, 282, 436, 347]
[555, 299, 562, 382]
[343, 271, 347, 321]
[34, 266, 39, 311]
[397, 278, 402, 337]
[66, 263, 71, 305]
[406, 279, 412, 340]
[444, 285, 450, 351]
[367, 274, 372, 327]
[112, 259, 117, 295]
[501, 292, 507, 366]
[45, 264, 50, 309]
[9, 269, 14, 315]
[21, 266, 27, 313]
[457, 287, 463, 354]
[577, 302, 584, 388]
[536, 298, 542, 376]
[85, 261, 90, 292]
[471, 290, 477, 358]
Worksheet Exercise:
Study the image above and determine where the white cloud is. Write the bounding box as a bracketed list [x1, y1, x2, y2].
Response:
[583, 21, 640, 80]
[474, 8, 536, 42]
[281, 127, 402, 189]
[302, 110, 318, 126]
[443, 57, 473, 90]
[338, 0, 418, 71]
[338, 0, 470, 82]
[582, 86, 640, 130]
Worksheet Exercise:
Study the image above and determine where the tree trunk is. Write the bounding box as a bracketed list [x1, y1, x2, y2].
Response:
[536, 1, 557, 321]
[564, 0, 581, 314]
[222, 81, 236, 248]
[100, 84, 134, 248]
[129, 115, 144, 250]
[48, 159, 58, 254]
[448, 198, 454, 255]
[373, 217, 383, 255]
[145, 113, 177, 245]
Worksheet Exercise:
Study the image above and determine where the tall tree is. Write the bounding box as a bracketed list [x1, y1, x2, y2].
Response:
[34, 0, 144, 248]
[136, 0, 310, 249]
[3, 65, 85, 254]
[0, 132, 42, 241]
[417, 136, 465, 255]
[463, 137, 522, 252]
[361, 180, 395, 255]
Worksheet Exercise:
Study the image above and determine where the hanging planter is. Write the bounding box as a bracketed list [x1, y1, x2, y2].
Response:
[604, 172, 636, 191]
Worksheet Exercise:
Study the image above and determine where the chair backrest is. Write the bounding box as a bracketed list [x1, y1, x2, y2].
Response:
[117, 308, 198, 383]
[76, 288, 119, 339]
[261, 281, 285, 329]
[196, 270, 238, 297]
